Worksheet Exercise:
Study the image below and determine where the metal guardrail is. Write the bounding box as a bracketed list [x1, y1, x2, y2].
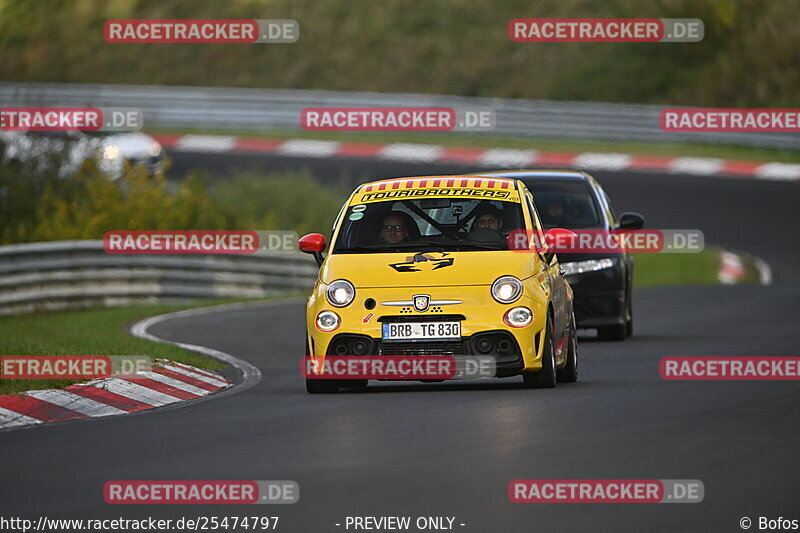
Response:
[1, 82, 797, 150]
[0, 240, 318, 316]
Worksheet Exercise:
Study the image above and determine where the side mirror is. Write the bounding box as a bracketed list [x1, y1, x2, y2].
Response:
[618, 212, 645, 230]
[298, 233, 326, 267]
[542, 228, 578, 264]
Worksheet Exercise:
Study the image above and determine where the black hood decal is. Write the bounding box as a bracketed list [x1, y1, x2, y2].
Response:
[389, 252, 454, 272]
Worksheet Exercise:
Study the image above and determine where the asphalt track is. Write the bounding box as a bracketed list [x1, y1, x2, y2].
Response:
[2, 152, 800, 533]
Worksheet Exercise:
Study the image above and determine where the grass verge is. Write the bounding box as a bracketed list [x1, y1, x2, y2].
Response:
[633, 246, 761, 288]
[0, 299, 261, 395]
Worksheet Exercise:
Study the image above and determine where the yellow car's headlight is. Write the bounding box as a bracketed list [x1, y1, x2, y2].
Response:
[326, 279, 355, 307]
[491, 276, 523, 304]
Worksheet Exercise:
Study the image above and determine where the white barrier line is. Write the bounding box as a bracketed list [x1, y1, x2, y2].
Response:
[278, 139, 340, 157]
[670, 157, 725, 176]
[477, 148, 538, 167]
[379, 143, 443, 162]
[572, 153, 633, 171]
[175, 135, 237, 152]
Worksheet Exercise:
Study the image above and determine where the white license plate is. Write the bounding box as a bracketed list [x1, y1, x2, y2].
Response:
[382, 321, 461, 341]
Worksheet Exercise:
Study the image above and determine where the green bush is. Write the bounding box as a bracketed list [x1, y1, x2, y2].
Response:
[0, 153, 346, 244]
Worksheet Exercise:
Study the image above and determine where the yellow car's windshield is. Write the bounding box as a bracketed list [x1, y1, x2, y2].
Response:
[333, 197, 525, 253]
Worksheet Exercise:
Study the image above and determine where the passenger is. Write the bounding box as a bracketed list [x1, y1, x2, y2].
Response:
[472, 203, 502, 231]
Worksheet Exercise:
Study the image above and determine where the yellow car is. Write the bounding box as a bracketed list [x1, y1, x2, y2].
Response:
[298, 174, 578, 393]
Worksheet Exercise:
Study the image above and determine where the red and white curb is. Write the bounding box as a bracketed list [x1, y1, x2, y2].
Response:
[0, 360, 229, 430]
[153, 134, 800, 182]
[0, 300, 276, 432]
[717, 251, 773, 286]
[718, 252, 747, 285]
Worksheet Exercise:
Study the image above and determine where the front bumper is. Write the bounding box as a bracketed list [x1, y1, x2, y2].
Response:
[306, 282, 551, 373]
[563, 257, 626, 328]
[323, 331, 527, 378]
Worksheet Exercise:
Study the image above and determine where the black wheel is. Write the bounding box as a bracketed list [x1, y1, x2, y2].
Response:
[347, 379, 369, 391]
[625, 289, 633, 337]
[625, 312, 633, 337]
[557, 313, 578, 383]
[598, 324, 626, 341]
[523, 317, 556, 389]
[306, 377, 340, 394]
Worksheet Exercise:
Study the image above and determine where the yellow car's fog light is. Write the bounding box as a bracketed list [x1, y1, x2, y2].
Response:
[316, 311, 341, 332]
[504, 306, 533, 328]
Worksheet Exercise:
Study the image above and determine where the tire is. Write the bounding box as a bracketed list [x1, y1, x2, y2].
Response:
[598, 324, 626, 341]
[557, 313, 578, 383]
[348, 379, 369, 391]
[625, 286, 633, 337]
[306, 377, 340, 394]
[523, 317, 556, 389]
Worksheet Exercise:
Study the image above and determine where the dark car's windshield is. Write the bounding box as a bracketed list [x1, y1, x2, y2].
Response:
[523, 179, 602, 229]
[333, 197, 525, 253]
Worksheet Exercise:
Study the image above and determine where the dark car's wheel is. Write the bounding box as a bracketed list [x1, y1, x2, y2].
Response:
[523, 317, 556, 389]
[598, 323, 626, 341]
[625, 294, 633, 337]
[557, 313, 578, 383]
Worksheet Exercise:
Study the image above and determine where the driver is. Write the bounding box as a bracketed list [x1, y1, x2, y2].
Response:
[380, 212, 410, 244]
[544, 200, 567, 226]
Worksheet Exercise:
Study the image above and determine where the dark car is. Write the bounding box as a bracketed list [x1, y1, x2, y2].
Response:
[479, 170, 644, 341]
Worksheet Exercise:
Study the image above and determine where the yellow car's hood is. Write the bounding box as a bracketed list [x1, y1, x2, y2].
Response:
[320, 250, 537, 288]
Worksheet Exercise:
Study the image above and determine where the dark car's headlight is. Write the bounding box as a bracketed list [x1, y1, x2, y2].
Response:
[561, 258, 617, 276]
[326, 280, 355, 307]
[491, 276, 523, 303]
